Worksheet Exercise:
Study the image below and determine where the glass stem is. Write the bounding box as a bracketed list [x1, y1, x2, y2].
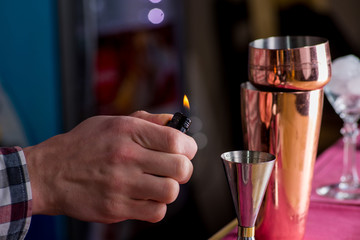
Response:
[340, 121, 359, 186]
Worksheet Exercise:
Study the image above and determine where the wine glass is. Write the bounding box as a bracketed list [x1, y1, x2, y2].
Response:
[316, 55, 360, 200]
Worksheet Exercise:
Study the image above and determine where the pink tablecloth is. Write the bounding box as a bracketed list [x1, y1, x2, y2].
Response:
[223, 139, 360, 240]
[305, 139, 360, 239]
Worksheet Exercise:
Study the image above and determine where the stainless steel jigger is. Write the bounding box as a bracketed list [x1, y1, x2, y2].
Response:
[221, 150, 275, 240]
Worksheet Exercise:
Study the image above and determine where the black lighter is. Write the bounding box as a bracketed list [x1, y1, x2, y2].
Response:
[166, 112, 191, 133]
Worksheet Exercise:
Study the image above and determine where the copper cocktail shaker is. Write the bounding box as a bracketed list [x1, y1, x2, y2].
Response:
[241, 36, 331, 239]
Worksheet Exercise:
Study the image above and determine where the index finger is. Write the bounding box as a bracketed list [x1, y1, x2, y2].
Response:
[130, 117, 197, 160]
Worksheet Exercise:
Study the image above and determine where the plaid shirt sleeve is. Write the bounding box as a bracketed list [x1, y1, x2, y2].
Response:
[0, 147, 32, 240]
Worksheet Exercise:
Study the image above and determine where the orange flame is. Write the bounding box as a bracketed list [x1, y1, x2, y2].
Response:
[183, 95, 190, 110]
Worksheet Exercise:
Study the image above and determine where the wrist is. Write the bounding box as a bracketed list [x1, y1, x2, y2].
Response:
[23, 145, 54, 215]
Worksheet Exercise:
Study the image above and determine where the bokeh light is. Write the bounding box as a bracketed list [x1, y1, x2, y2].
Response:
[148, 8, 164, 24]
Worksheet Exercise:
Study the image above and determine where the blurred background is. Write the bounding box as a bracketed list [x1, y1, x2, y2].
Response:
[0, 0, 359, 239]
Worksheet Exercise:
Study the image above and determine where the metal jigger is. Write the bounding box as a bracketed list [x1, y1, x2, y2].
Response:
[221, 150, 275, 240]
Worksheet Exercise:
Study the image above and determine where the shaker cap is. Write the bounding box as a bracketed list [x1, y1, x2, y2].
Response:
[248, 36, 331, 90]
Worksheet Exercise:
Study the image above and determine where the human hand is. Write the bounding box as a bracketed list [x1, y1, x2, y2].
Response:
[24, 111, 197, 223]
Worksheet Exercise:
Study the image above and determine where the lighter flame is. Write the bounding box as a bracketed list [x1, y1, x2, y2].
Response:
[183, 95, 190, 110]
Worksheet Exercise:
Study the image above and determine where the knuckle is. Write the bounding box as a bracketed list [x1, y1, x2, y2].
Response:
[114, 146, 134, 163]
[130, 110, 147, 118]
[109, 143, 138, 166]
[174, 156, 193, 183]
[101, 197, 118, 220]
[166, 130, 184, 154]
[188, 137, 198, 159]
[148, 204, 167, 223]
[166, 131, 198, 160]
[162, 178, 179, 204]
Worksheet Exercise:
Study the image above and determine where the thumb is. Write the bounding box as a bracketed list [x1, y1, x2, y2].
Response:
[130, 110, 173, 126]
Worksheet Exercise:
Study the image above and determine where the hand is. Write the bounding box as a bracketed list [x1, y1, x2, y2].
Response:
[24, 111, 197, 223]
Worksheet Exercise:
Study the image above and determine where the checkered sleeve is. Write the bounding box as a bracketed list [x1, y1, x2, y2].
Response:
[0, 147, 32, 240]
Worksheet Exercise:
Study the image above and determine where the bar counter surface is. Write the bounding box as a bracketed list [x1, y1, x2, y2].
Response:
[211, 138, 360, 240]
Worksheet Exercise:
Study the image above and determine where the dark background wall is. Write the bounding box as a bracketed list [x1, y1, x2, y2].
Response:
[1, 0, 359, 239]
